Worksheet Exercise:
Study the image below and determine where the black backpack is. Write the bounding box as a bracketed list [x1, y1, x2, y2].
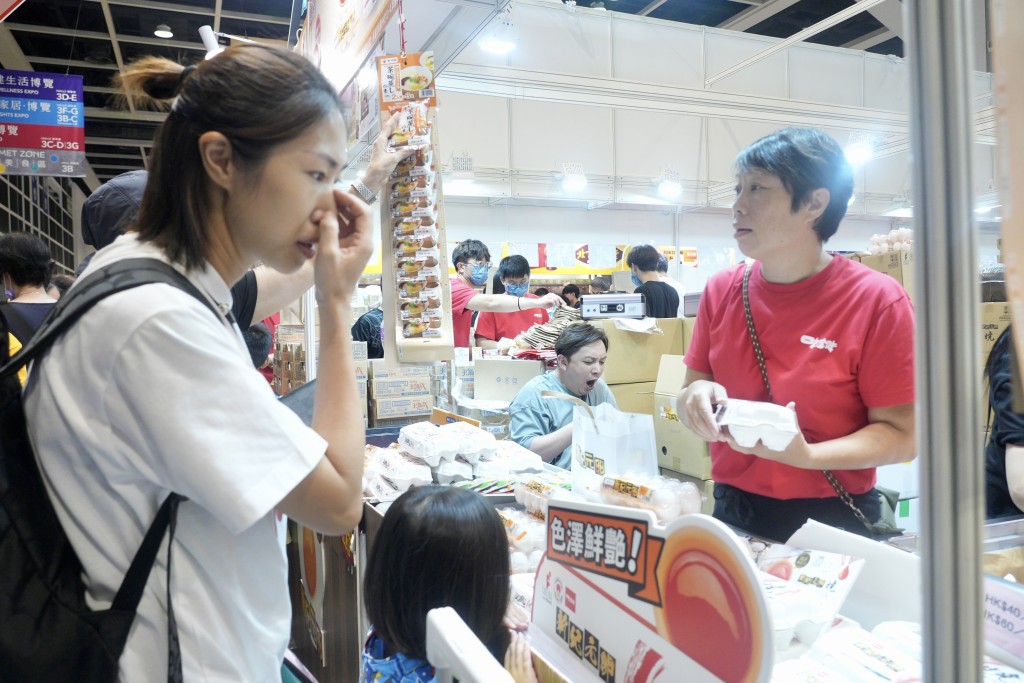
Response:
[0, 258, 220, 683]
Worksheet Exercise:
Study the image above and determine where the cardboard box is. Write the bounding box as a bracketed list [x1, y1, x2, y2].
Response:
[659, 468, 715, 515]
[370, 395, 435, 419]
[852, 251, 914, 300]
[369, 360, 432, 379]
[681, 316, 697, 354]
[370, 376, 432, 398]
[354, 360, 368, 382]
[981, 302, 1012, 363]
[593, 317, 685, 385]
[653, 355, 712, 479]
[472, 358, 545, 402]
[609, 382, 655, 415]
[351, 340, 368, 361]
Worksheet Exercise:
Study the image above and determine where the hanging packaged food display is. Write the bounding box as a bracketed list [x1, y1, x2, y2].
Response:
[376, 52, 453, 361]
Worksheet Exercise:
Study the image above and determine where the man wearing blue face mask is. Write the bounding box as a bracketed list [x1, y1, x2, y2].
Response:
[627, 244, 680, 319]
[451, 240, 564, 348]
[475, 255, 550, 350]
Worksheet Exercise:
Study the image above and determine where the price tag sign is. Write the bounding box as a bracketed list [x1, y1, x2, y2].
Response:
[0, 69, 85, 177]
[984, 574, 1024, 664]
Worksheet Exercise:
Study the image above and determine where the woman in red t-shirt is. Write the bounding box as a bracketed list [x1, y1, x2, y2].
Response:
[677, 128, 916, 542]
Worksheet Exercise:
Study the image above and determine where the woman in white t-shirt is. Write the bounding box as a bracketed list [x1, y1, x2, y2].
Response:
[26, 46, 371, 681]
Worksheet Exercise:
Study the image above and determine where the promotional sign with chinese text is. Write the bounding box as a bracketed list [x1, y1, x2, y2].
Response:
[531, 501, 773, 682]
[0, 70, 85, 177]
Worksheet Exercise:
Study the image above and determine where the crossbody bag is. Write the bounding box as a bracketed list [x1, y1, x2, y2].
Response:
[741, 263, 901, 536]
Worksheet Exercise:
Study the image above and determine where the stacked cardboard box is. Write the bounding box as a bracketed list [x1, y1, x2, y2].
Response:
[850, 251, 915, 301]
[368, 360, 454, 427]
[352, 341, 368, 427]
[653, 355, 712, 481]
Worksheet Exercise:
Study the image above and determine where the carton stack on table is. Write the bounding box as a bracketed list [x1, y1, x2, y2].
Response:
[352, 341, 368, 428]
[368, 360, 451, 429]
[589, 318, 687, 418]
[652, 354, 715, 515]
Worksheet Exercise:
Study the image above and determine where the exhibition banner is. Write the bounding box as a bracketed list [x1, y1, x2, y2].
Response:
[0, 69, 85, 177]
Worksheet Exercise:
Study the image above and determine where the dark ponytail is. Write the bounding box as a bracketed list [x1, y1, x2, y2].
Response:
[113, 46, 342, 271]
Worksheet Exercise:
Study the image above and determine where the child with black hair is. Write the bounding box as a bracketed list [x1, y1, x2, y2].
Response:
[362, 486, 537, 682]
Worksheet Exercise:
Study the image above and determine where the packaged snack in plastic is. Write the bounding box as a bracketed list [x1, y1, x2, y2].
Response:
[597, 473, 703, 523]
[807, 627, 921, 683]
[514, 472, 577, 519]
[398, 422, 460, 467]
[433, 459, 473, 485]
[497, 507, 547, 553]
[438, 420, 498, 463]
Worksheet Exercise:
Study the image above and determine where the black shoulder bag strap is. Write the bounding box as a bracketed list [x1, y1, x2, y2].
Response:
[742, 263, 876, 534]
[0, 257, 223, 683]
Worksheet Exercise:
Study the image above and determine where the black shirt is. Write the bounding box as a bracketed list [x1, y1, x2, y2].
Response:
[230, 270, 258, 330]
[0, 301, 55, 343]
[985, 333, 1024, 518]
[634, 280, 680, 319]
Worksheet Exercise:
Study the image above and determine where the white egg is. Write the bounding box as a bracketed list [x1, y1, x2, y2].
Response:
[678, 482, 704, 515]
[878, 241, 890, 254]
[510, 551, 529, 574]
[868, 243, 882, 255]
[528, 550, 543, 572]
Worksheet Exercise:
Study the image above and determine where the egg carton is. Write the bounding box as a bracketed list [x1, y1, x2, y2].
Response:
[716, 399, 798, 451]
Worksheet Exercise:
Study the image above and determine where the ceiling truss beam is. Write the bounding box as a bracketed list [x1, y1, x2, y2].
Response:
[705, 0, 888, 87]
[717, 0, 801, 32]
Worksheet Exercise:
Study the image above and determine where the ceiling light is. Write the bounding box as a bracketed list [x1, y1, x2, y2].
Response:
[848, 193, 856, 206]
[591, 1, 607, 9]
[198, 26, 222, 59]
[154, 23, 173, 39]
[975, 204, 1001, 214]
[561, 162, 587, 192]
[479, 7, 516, 54]
[844, 140, 873, 165]
[655, 168, 682, 200]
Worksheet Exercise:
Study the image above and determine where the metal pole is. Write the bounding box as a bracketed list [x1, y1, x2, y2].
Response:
[904, 1, 983, 682]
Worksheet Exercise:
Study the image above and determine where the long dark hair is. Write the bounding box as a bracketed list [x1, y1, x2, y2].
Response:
[114, 46, 342, 271]
[363, 486, 510, 662]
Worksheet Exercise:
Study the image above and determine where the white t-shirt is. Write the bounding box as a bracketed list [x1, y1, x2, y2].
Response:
[25, 234, 326, 682]
[660, 275, 687, 317]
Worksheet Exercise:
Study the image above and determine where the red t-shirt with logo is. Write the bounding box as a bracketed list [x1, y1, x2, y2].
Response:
[450, 277, 477, 348]
[475, 293, 549, 343]
[684, 255, 915, 499]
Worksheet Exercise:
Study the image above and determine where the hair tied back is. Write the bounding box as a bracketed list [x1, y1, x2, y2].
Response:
[177, 64, 197, 93]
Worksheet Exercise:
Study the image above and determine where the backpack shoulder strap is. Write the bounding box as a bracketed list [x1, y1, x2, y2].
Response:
[0, 258, 221, 379]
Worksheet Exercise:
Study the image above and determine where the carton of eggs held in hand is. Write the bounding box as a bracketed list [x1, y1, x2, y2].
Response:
[716, 399, 799, 451]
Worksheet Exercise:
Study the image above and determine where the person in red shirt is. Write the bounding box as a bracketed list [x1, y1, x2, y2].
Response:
[677, 127, 915, 542]
[475, 255, 548, 349]
[450, 240, 563, 348]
